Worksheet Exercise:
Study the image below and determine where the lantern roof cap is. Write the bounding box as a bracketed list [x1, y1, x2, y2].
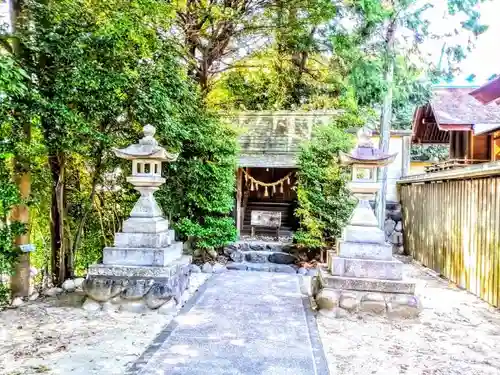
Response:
[113, 125, 179, 161]
[340, 128, 397, 166]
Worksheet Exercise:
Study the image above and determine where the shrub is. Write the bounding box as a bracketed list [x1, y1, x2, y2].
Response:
[176, 217, 237, 260]
[294, 123, 356, 248]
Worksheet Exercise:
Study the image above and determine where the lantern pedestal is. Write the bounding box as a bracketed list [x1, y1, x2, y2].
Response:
[82, 125, 192, 313]
[103, 184, 183, 267]
[313, 129, 421, 319]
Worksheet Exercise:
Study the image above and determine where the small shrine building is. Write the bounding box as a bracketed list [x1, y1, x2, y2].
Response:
[412, 86, 500, 172]
[229, 112, 413, 236]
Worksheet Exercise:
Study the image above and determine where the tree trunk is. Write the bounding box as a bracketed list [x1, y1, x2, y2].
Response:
[10, 166, 31, 297]
[9, 0, 31, 298]
[64, 218, 74, 279]
[71, 146, 104, 255]
[49, 153, 67, 285]
[376, 19, 396, 229]
[198, 63, 210, 96]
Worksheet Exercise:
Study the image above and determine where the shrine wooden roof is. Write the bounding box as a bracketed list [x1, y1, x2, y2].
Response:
[412, 87, 500, 144]
[470, 77, 500, 105]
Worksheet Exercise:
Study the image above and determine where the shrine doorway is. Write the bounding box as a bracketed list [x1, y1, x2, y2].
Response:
[235, 167, 298, 238]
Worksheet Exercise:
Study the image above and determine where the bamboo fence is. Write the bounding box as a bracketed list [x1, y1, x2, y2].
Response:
[398, 162, 500, 306]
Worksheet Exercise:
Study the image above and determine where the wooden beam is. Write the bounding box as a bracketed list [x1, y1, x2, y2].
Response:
[464, 130, 470, 158]
[449, 131, 456, 158]
[490, 134, 495, 161]
[422, 121, 431, 141]
[470, 131, 475, 160]
[236, 168, 243, 235]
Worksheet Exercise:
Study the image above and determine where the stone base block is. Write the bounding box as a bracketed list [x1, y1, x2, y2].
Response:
[337, 240, 392, 261]
[386, 294, 423, 318]
[314, 287, 422, 319]
[82, 255, 191, 312]
[114, 229, 175, 248]
[359, 292, 386, 314]
[330, 257, 403, 280]
[122, 217, 169, 233]
[102, 242, 183, 266]
[319, 267, 415, 294]
[343, 225, 385, 244]
[321, 274, 415, 294]
[315, 289, 341, 310]
[88, 255, 192, 278]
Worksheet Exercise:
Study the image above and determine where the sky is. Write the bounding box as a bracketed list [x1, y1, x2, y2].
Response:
[425, 0, 500, 86]
[0, 0, 499, 86]
[458, 0, 500, 84]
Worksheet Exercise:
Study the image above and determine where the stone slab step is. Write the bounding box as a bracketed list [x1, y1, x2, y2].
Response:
[319, 268, 415, 294]
[238, 242, 293, 251]
[337, 240, 392, 261]
[225, 241, 293, 255]
[103, 242, 183, 267]
[240, 228, 294, 238]
[244, 250, 274, 263]
[230, 250, 297, 265]
[240, 230, 293, 237]
[241, 227, 293, 234]
[330, 257, 403, 280]
[226, 262, 297, 274]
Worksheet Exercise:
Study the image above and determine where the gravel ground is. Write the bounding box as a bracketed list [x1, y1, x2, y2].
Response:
[3, 264, 500, 375]
[0, 273, 210, 375]
[318, 263, 500, 375]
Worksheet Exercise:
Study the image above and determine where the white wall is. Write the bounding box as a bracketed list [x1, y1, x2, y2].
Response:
[0, 1, 10, 30]
[371, 136, 405, 202]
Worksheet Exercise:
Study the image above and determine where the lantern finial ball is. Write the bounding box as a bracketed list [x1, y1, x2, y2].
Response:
[139, 124, 158, 146]
[356, 127, 373, 148]
[143, 124, 156, 137]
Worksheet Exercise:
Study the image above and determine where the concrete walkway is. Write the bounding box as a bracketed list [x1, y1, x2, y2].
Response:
[127, 271, 329, 375]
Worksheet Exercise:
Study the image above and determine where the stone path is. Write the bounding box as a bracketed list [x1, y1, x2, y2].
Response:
[127, 271, 329, 375]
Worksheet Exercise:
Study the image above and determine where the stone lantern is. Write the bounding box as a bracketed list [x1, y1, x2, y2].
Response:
[111, 124, 178, 247]
[338, 128, 397, 236]
[82, 125, 192, 313]
[314, 128, 422, 318]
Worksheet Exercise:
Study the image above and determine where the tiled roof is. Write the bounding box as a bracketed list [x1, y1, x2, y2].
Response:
[431, 87, 500, 125]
